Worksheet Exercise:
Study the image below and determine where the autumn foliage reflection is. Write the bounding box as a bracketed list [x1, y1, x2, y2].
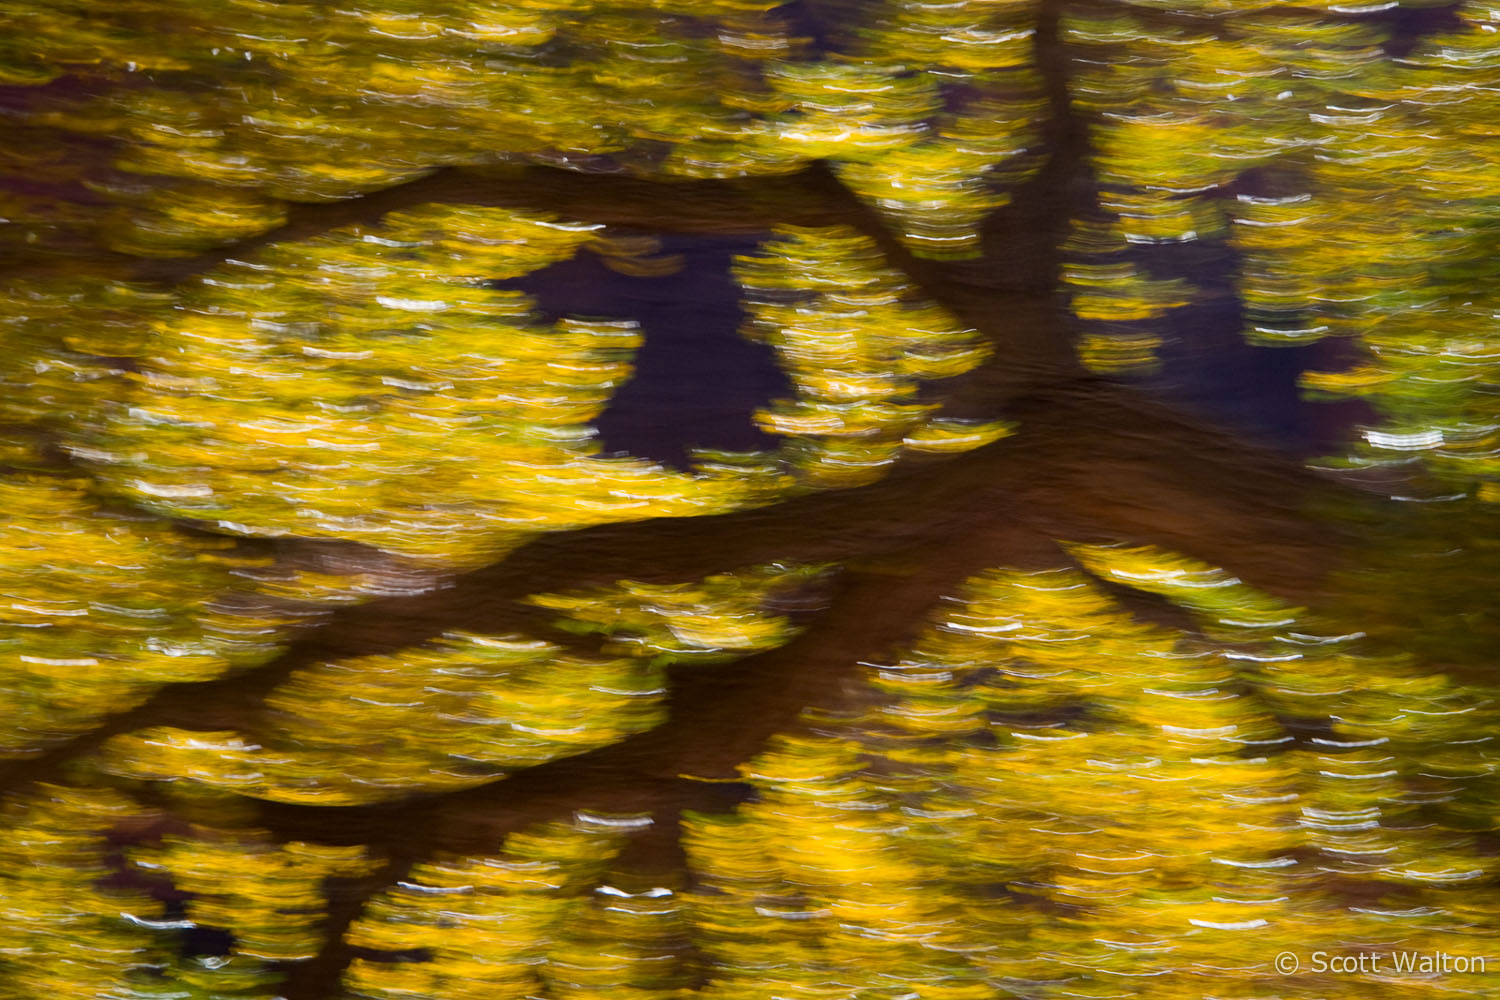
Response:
[1, 0, 1498, 998]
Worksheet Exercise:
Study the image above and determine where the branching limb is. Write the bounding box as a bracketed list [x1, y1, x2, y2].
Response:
[0, 376, 1365, 801]
[259, 522, 1068, 1000]
[119, 158, 1043, 368]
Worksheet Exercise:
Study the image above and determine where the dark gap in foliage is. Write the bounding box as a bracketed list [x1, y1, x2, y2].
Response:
[1374, 2, 1466, 57]
[1086, 194, 1370, 456]
[176, 916, 236, 960]
[347, 945, 436, 964]
[494, 233, 791, 470]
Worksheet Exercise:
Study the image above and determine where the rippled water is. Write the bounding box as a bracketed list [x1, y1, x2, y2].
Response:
[3, 0, 1500, 998]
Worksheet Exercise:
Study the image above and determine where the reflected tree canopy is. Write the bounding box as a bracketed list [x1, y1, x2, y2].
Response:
[2, 0, 1499, 998]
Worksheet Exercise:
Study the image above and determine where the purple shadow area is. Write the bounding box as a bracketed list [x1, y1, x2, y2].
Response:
[1091, 236, 1369, 457]
[495, 233, 792, 469]
[501, 226, 1361, 465]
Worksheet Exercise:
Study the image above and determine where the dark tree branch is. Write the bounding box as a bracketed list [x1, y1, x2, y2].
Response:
[117, 158, 1049, 374]
[931, 0, 1097, 417]
[260, 523, 1068, 1000]
[128, 164, 834, 284]
[0, 8, 1394, 999]
[0, 374, 1364, 801]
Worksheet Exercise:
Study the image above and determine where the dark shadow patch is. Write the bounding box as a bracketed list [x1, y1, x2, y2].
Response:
[495, 233, 791, 469]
